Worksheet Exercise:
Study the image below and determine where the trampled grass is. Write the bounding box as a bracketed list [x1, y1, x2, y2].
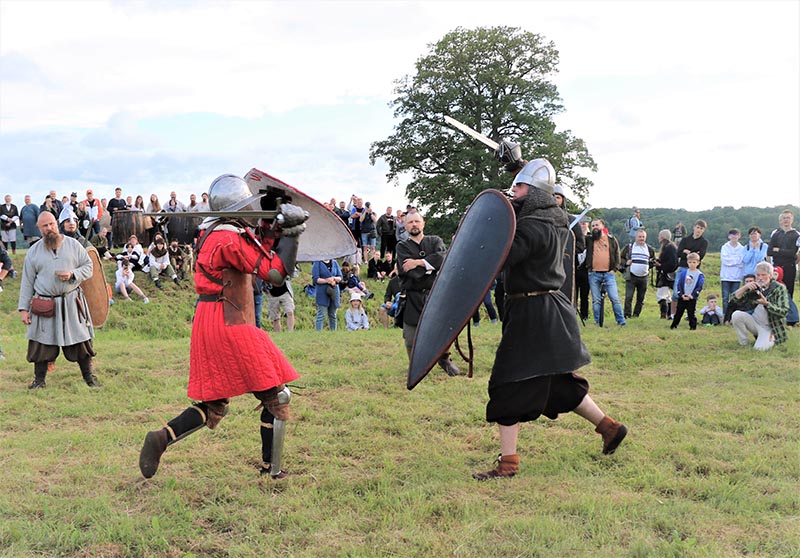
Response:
[0, 252, 798, 557]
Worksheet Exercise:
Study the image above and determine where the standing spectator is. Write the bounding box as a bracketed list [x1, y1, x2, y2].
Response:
[719, 228, 745, 316]
[700, 294, 724, 326]
[742, 226, 768, 277]
[187, 194, 199, 212]
[0, 240, 16, 291]
[672, 220, 708, 319]
[266, 279, 295, 332]
[334, 200, 350, 223]
[196, 192, 210, 212]
[395, 210, 409, 244]
[670, 252, 704, 330]
[106, 187, 128, 247]
[168, 191, 187, 212]
[345, 292, 370, 331]
[575, 220, 590, 321]
[767, 209, 800, 305]
[40, 196, 59, 221]
[654, 229, 679, 319]
[312, 258, 342, 331]
[620, 229, 655, 319]
[17, 212, 99, 389]
[1, 195, 20, 254]
[397, 211, 460, 376]
[730, 261, 789, 350]
[359, 201, 378, 261]
[376, 206, 396, 258]
[146, 194, 166, 243]
[349, 196, 365, 248]
[585, 218, 626, 326]
[48, 189, 63, 215]
[626, 208, 643, 242]
[472, 281, 499, 326]
[115, 261, 149, 303]
[672, 221, 687, 246]
[20, 195, 41, 245]
[82, 189, 103, 239]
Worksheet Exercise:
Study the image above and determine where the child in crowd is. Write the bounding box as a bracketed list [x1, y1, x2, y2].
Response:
[345, 292, 370, 331]
[346, 264, 374, 299]
[115, 261, 149, 303]
[671, 252, 704, 330]
[700, 293, 724, 326]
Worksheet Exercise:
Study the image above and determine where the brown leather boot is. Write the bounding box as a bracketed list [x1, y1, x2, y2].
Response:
[139, 429, 169, 479]
[595, 416, 628, 455]
[472, 454, 519, 480]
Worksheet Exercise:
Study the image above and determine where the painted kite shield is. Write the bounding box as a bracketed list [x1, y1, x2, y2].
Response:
[82, 246, 110, 328]
[407, 189, 516, 390]
[244, 168, 356, 262]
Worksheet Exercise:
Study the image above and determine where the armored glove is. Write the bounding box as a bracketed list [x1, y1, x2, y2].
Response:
[494, 139, 524, 173]
[277, 203, 309, 237]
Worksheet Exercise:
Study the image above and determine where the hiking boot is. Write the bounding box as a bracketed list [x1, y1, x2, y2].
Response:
[259, 463, 288, 480]
[155, 279, 163, 289]
[473, 454, 519, 480]
[173, 277, 180, 286]
[84, 374, 101, 388]
[438, 357, 461, 377]
[595, 416, 628, 455]
[139, 429, 169, 479]
[28, 379, 46, 389]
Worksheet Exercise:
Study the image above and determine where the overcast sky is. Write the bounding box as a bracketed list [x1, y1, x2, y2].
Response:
[1, 0, 798, 214]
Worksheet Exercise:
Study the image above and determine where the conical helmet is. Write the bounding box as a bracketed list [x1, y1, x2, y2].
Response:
[208, 174, 262, 212]
[511, 158, 556, 194]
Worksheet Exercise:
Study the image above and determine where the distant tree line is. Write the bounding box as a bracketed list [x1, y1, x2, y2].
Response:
[590, 205, 800, 251]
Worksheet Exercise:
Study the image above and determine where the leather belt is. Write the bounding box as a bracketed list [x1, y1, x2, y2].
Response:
[197, 294, 222, 303]
[506, 290, 557, 300]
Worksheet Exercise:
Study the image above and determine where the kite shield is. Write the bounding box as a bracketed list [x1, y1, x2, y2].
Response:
[82, 246, 110, 328]
[244, 168, 356, 262]
[407, 189, 516, 390]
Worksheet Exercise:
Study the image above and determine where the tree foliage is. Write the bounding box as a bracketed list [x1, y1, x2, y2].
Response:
[370, 26, 596, 237]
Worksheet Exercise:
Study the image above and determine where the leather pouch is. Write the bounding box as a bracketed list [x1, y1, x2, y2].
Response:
[31, 297, 55, 318]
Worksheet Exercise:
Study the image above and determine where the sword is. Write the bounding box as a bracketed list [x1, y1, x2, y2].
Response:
[142, 210, 279, 220]
[443, 116, 499, 151]
[569, 205, 592, 230]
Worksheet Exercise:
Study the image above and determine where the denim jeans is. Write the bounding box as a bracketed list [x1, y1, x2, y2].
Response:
[589, 271, 626, 325]
[315, 304, 337, 331]
[720, 280, 740, 316]
[254, 293, 264, 329]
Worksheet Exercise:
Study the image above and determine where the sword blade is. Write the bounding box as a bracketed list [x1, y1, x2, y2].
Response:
[569, 205, 592, 230]
[443, 116, 500, 151]
[142, 210, 279, 219]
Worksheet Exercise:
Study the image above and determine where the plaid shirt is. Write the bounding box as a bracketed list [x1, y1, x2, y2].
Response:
[736, 281, 790, 345]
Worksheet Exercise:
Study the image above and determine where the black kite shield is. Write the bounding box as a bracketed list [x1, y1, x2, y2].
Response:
[407, 189, 515, 390]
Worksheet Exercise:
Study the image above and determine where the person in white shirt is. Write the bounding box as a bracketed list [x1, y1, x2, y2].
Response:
[115, 261, 149, 303]
[719, 228, 745, 316]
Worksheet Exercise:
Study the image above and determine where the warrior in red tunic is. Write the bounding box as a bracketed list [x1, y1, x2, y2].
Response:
[139, 174, 308, 479]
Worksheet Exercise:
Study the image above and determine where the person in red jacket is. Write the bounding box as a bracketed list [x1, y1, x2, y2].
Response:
[138, 174, 308, 480]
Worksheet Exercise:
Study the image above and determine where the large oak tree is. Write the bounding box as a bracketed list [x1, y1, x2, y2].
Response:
[370, 26, 596, 235]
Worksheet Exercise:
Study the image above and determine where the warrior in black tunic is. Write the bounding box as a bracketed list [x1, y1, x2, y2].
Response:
[473, 159, 628, 480]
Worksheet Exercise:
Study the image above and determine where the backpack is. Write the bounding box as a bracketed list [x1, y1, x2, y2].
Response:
[623, 217, 633, 233]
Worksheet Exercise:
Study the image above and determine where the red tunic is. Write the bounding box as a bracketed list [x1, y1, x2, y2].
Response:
[188, 225, 299, 401]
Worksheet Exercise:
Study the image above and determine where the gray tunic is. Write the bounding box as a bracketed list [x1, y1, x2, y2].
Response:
[18, 236, 94, 346]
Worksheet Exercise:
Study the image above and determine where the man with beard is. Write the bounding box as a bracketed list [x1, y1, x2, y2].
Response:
[585, 218, 626, 326]
[20, 195, 41, 245]
[396, 211, 460, 376]
[1, 195, 20, 254]
[17, 212, 99, 389]
[473, 159, 627, 480]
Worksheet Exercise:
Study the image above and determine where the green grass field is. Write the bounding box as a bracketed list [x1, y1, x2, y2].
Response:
[1, 252, 798, 558]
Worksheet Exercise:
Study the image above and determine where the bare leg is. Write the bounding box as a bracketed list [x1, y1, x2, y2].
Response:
[572, 394, 605, 426]
[499, 423, 520, 455]
[118, 283, 130, 299]
[129, 283, 145, 298]
[286, 312, 295, 331]
[271, 319, 282, 333]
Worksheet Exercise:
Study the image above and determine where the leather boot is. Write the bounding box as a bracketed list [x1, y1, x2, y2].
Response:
[139, 405, 207, 478]
[28, 361, 48, 389]
[472, 454, 519, 480]
[80, 358, 101, 387]
[595, 416, 628, 455]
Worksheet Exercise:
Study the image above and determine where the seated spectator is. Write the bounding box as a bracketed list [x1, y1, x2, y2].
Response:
[266, 279, 296, 332]
[730, 261, 789, 351]
[115, 261, 149, 303]
[700, 294, 724, 326]
[345, 292, 370, 330]
[116, 234, 147, 271]
[379, 273, 402, 329]
[0, 239, 16, 292]
[724, 274, 756, 324]
[147, 236, 180, 289]
[167, 239, 191, 281]
[376, 252, 395, 281]
[345, 264, 374, 299]
[90, 227, 112, 259]
[367, 251, 381, 279]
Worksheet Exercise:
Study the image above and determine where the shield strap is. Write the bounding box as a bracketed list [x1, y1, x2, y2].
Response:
[452, 323, 474, 378]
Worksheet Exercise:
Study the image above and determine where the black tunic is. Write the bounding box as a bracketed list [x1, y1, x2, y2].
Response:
[486, 190, 591, 426]
[396, 235, 445, 326]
